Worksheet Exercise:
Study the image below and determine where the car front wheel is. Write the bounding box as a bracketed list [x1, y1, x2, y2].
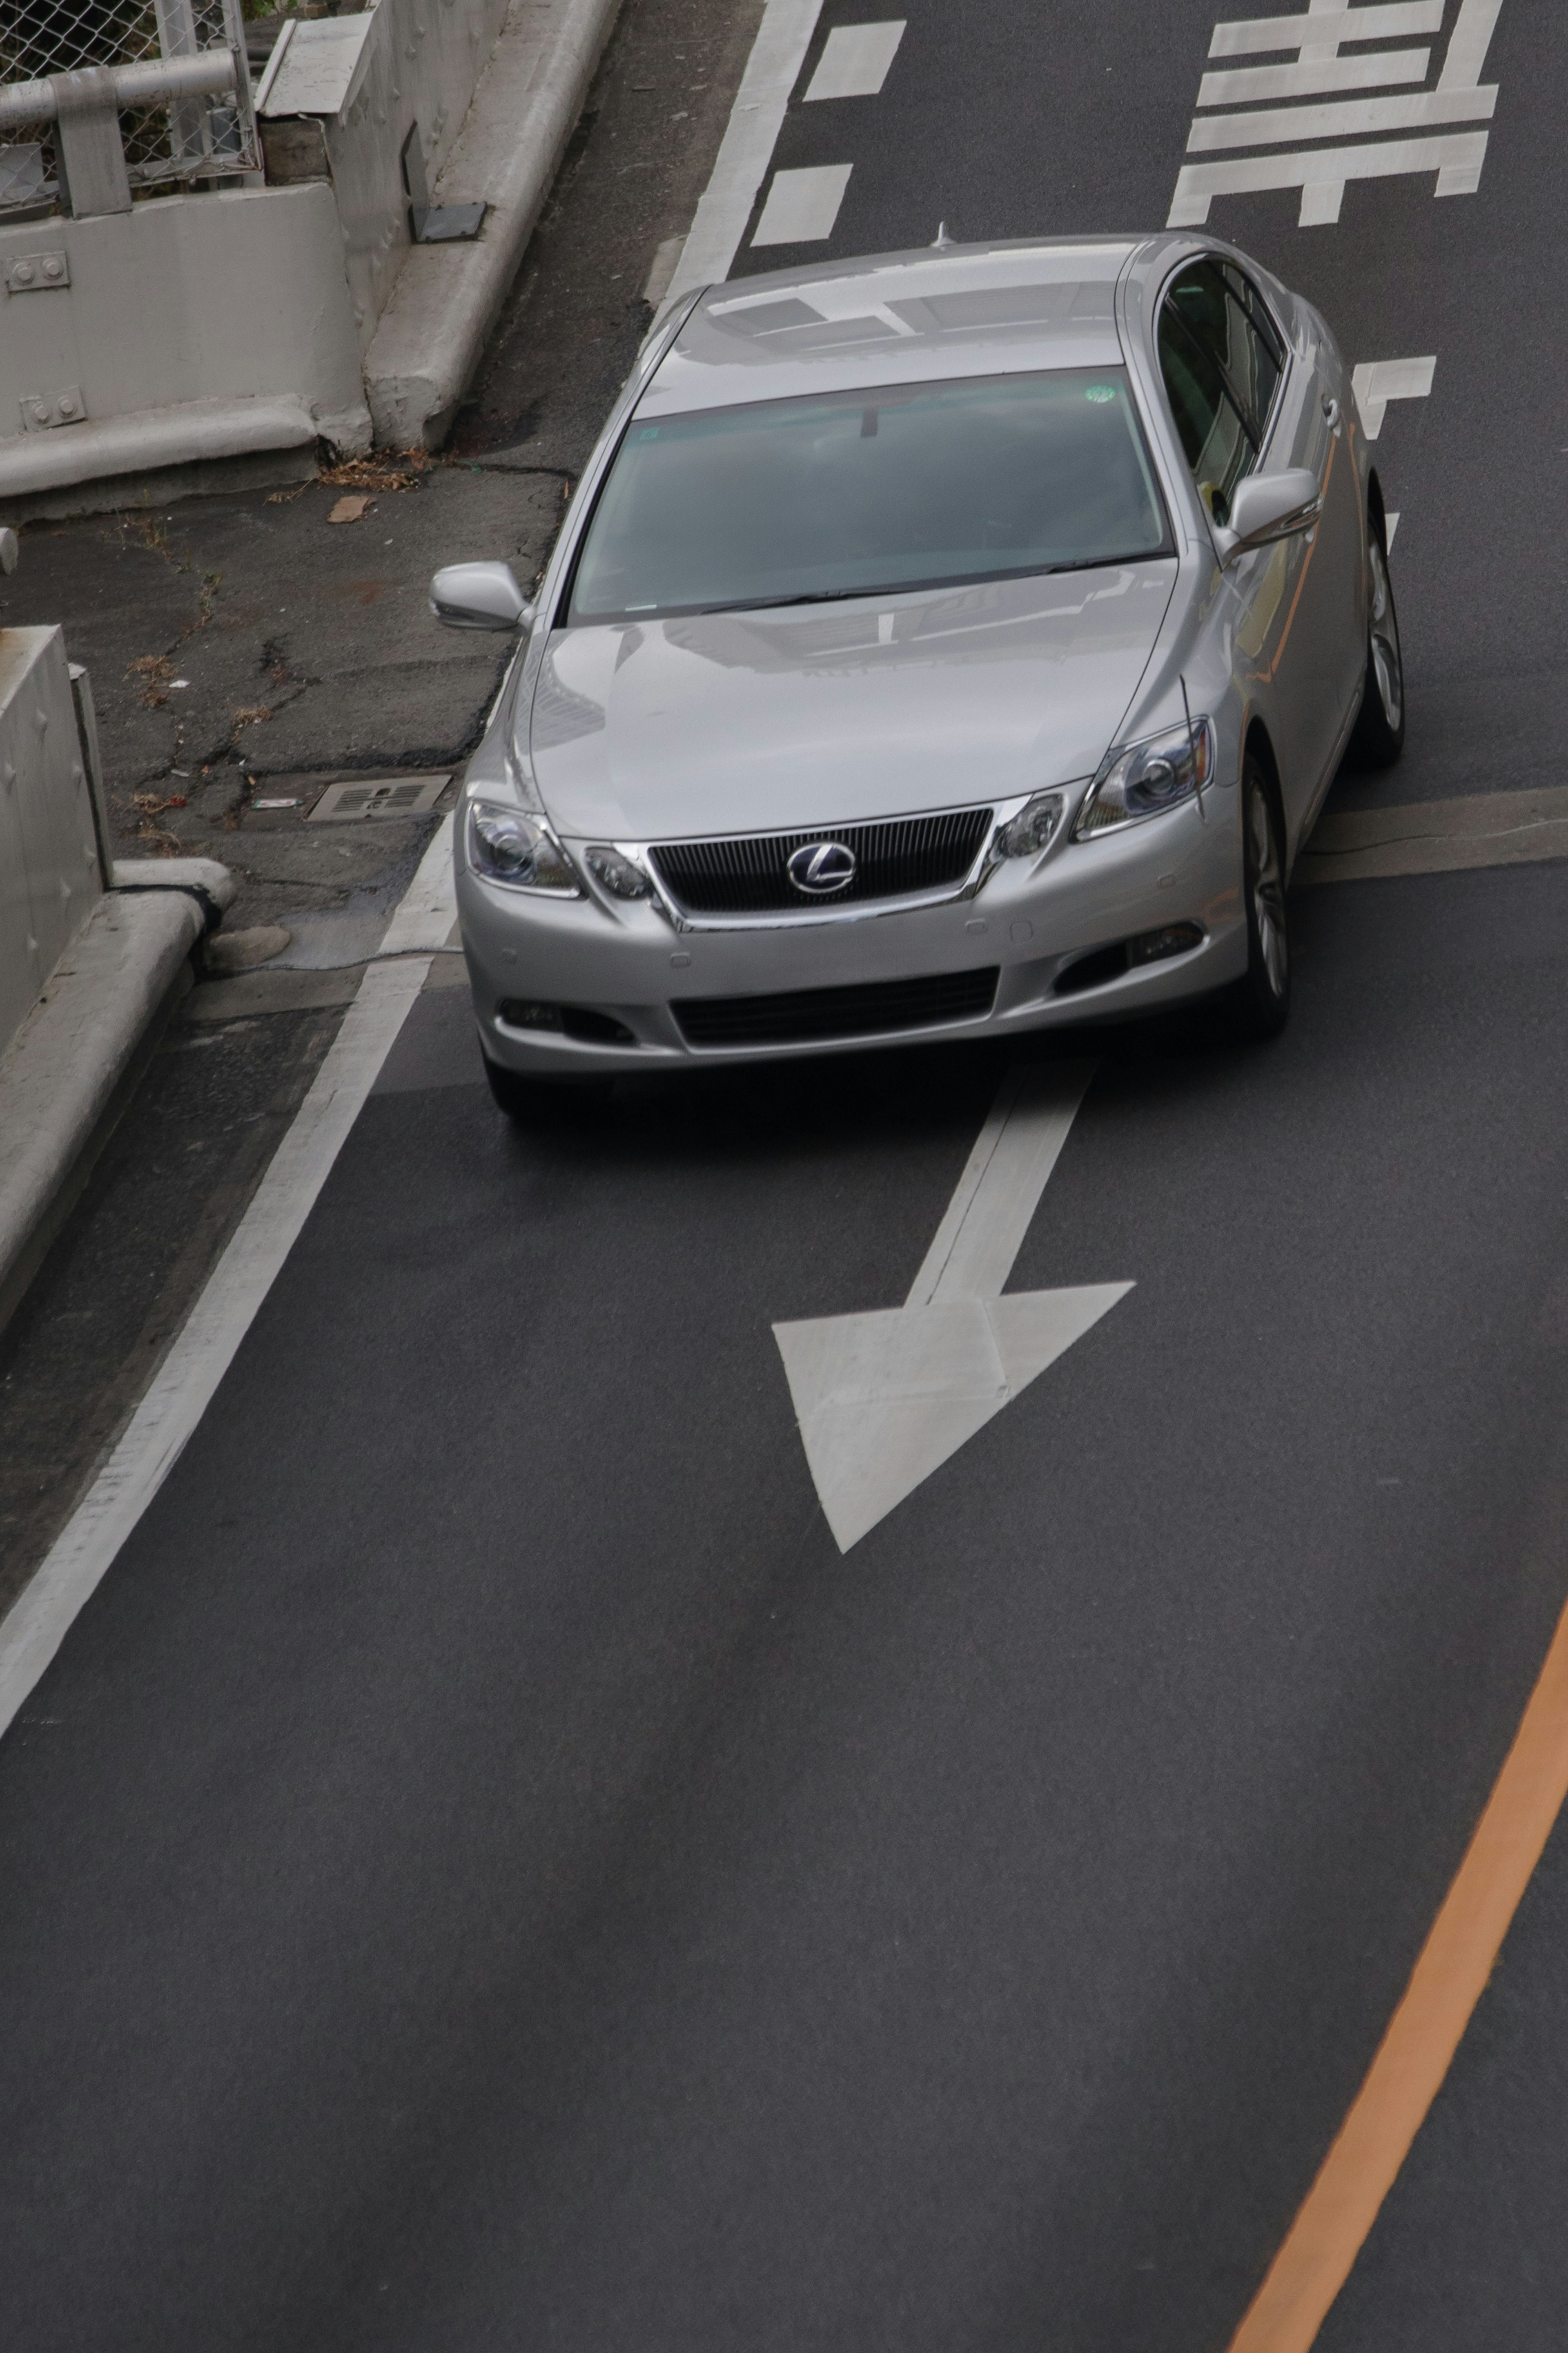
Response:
[1227, 758, 1290, 1040]
[1348, 523, 1405, 767]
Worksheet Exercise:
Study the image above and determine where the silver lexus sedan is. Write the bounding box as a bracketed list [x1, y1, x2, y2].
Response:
[433, 232, 1403, 1109]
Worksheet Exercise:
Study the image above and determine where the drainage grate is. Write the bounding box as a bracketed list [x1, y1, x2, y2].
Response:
[307, 774, 450, 822]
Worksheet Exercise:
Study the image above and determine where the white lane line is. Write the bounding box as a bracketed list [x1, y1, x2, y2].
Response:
[775, 1064, 1133, 1552]
[0, 817, 458, 1740]
[751, 161, 853, 245]
[1351, 353, 1436, 438]
[1298, 784, 1568, 883]
[667, 0, 824, 295]
[804, 20, 906, 100]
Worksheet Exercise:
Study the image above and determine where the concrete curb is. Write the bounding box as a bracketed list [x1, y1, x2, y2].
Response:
[363, 0, 625, 448]
[0, 860, 234, 1339]
[0, 396, 320, 506]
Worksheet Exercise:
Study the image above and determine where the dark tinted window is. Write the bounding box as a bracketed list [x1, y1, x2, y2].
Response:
[1158, 259, 1285, 523]
[567, 368, 1172, 622]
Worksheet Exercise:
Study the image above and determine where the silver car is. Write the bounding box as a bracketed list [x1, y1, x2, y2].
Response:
[433, 232, 1403, 1107]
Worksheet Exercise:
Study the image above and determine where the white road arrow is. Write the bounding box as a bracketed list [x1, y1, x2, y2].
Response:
[773, 1062, 1133, 1551]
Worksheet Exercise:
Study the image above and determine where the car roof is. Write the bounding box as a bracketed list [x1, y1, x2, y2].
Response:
[639, 235, 1151, 416]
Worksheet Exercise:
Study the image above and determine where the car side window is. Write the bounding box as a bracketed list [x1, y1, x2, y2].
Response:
[1157, 259, 1285, 526]
[1219, 262, 1285, 441]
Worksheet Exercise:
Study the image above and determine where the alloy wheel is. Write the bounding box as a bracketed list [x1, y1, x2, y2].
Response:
[1368, 531, 1403, 733]
[1248, 779, 1288, 1004]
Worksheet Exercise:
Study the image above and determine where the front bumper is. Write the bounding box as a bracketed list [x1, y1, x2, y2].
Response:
[457, 789, 1247, 1074]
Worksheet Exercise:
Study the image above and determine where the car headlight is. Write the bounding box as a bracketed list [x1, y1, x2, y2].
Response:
[466, 801, 579, 893]
[584, 845, 653, 900]
[997, 791, 1067, 859]
[1076, 719, 1215, 838]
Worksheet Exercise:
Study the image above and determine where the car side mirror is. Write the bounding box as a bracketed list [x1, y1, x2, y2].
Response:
[1214, 468, 1322, 564]
[429, 561, 535, 631]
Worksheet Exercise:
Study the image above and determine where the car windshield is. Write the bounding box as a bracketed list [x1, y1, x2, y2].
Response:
[566, 367, 1172, 622]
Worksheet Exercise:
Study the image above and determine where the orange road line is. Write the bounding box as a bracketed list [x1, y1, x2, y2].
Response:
[1227, 1585, 1568, 2353]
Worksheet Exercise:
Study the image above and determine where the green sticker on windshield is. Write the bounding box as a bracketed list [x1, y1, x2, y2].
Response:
[1085, 385, 1116, 403]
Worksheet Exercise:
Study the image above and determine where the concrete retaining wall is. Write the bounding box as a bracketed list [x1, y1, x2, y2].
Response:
[0, 625, 102, 1061]
[0, 181, 370, 509]
[269, 0, 511, 356]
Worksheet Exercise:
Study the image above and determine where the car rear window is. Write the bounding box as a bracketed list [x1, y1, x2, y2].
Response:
[566, 367, 1172, 623]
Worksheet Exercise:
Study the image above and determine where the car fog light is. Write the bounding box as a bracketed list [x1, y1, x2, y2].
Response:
[1127, 921, 1203, 966]
[998, 791, 1067, 857]
[497, 999, 562, 1030]
[585, 845, 653, 899]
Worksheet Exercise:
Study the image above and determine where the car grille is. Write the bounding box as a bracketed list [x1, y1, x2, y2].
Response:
[673, 968, 1000, 1049]
[649, 807, 993, 915]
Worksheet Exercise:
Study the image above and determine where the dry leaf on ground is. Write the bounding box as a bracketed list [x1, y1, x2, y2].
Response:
[232, 705, 273, 729]
[320, 448, 432, 495]
[327, 494, 373, 525]
[126, 652, 174, 708]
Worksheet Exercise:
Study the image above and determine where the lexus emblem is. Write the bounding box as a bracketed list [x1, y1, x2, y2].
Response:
[786, 839, 857, 896]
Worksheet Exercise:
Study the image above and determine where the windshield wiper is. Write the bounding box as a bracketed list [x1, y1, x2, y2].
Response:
[709, 586, 908, 613]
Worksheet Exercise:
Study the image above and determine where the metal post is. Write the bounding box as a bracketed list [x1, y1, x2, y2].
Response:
[154, 0, 211, 172]
[50, 67, 131, 216]
[68, 664, 114, 892]
[218, 0, 260, 181]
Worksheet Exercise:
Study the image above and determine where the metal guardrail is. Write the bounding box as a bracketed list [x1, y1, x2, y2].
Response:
[0, 0, 258, 217]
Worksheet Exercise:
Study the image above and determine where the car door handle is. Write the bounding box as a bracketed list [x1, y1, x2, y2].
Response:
[1322, 395, 1342, 432]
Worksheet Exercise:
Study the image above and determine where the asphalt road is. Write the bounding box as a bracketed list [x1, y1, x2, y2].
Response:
[3, 4, 1567, 2349]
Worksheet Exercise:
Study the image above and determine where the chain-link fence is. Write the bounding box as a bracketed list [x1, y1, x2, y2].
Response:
[0, 0, 258, 213]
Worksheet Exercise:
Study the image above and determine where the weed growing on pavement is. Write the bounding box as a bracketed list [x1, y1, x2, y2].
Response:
[126, 653, 174, 708]
[123, 788, 188, 855]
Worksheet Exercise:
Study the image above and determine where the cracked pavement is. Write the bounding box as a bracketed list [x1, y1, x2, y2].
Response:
[0, 0, 761, 945]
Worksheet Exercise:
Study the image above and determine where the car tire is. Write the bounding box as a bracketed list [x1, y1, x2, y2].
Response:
[1226, 757, 1291, 1041]
[1347, 521, 1405, 768]
[481, 1054, 612, 1121]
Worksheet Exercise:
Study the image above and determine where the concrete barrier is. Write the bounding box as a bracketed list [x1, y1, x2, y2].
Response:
[0, 625, 103, 1062]
[0, 183, 372, 520]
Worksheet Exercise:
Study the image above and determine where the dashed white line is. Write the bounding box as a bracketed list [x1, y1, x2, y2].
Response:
[751, 160, 854, 245]
[804, 20, 906, 101]
[667, 0, 824, 295]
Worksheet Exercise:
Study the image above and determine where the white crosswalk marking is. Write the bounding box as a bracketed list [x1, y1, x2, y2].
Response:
[1169, 0, 1504, 228]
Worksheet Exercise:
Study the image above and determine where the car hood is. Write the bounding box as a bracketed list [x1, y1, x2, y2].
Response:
[525, 562, 1178, 839]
